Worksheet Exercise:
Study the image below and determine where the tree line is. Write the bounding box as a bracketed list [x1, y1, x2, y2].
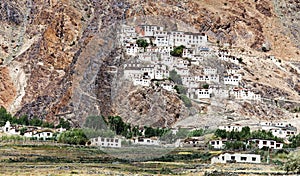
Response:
[0, 106, 70, 129]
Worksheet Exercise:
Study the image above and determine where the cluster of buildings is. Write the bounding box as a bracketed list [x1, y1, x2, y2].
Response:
[208, 121, 298, 164]
[1, 121, 66, 140]
[119, 24, 262, 102]
[218, 121, 297, 139]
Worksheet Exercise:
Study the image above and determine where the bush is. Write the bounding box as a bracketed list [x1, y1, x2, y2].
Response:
[56, 118, 71, 130]
[202, 84, 209, 89]
[136, 39, 149, 49]
[180, 95, 192, 107]
[170, 45, 186, 57]
[188, 129, 204, 137]
[174, 85, 186, 94]
[169, 70, 183, 85]
[58, 129, 88, 145]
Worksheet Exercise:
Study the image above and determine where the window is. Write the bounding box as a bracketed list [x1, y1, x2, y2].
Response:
[241, 157, 247, 161]
[263, 141, 267, 145]
[252, 157, 257, 161]
[231, 156, 235, 160]
[271, 141, 274, 145]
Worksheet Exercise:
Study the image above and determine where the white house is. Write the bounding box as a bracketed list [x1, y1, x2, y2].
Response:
[133, 78, 151, 87]
[182, 48, 194, 58]
[204, 68, 217, 75]
[211, 153, 261, 164]
[174, 67, 189, 76]
[188, 88, 212, 99]
[269, 127, 296, 139]
[247, 139, 283, 149]
[32, 129, 54, 140]
[209, 140, 227, 149]
[224, 75, 241, 86]
[90, 137, 121, 148]
[136, 25, 164, 37]
[132, 137, 160, 146]
[211, 87, 229, 98]
[153, 31, 169, 46]
[160, 83, 175, 92]
[2, 121, 21, 135]
[125, 43, 142, 56]
[232, 87, 261, 101]
[168, 31, 208, 47]
[219, 124, 243, 132]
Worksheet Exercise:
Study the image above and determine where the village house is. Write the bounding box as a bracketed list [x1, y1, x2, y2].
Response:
[190, 55, 204, 65]
[204, 68, 217, 75]
[125, 43, 142, 56]
[181, 137, 206, 148]
[188, 88, 212, 99]
[231, 87, 261, 101]
[247, 139, 283, 149]
[167, 31, 208, 47]
[260, 122, 293, 128]
[90, 137, 121, 148]
[153, 31, 169, 46]
[211, 153, 261, 164]
[211, 86, 229, 98]
[32, 129, 54, 140]
[259, 122, 297, 138]
[136, 25, 164, 37]
[174, 67, 189, 76]
[2, 121, 21, 135]
[209, 140, 227, 149]
[132, 137, 160, 146]
[133, 78, 151, 87]
[223, 74, 241, 86]
[160, 83, 175, 92]
[182, 48, 194, 58]
[218, 124, 243, 132]
[138, 52, 159, 63]
[269, 127, 297, 139]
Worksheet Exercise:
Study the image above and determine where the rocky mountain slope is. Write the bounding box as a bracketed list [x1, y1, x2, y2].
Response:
[0, 0, 299, 127]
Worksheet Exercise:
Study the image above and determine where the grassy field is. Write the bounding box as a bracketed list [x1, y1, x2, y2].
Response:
[0, 141, 287, 175]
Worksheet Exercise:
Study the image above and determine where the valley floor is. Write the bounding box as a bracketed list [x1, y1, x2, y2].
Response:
[0, 142, 287, 176]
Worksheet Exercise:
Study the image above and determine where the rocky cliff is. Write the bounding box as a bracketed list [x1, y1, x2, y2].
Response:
[0, 0, 299, 127]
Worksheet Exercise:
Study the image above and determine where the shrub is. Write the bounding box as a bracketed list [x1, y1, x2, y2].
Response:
[170, 45, 186, 57]
[58, 129, 88, 145]
[180, 95, 192, 107]
[169, 70, 183, 85]
[136, 39, 149, 49]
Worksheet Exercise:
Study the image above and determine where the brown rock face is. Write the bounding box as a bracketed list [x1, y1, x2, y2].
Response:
[0, 67, 16, 109]
[0, 0, 299, 127]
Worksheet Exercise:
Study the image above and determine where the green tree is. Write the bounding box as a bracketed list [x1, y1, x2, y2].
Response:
[136, 39, 149, 49]
[29, 116, 43, 126]
[284, 151, 300, 174]
[188, 129, 204, 137]
[170, 45, 186, 57]
[174, 85, 186, 94]
[0, 106, 13, 126]
[180, 94, 192, 107]
[169, 70, 183, 85]
[84, 115, 108, 130]
[56, 118, 71, 130]
[202, 84, 209, 89]
[58, 129, 88, 145]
